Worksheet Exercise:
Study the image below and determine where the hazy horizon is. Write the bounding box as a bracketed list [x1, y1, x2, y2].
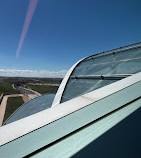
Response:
[0, 0, 141, 77]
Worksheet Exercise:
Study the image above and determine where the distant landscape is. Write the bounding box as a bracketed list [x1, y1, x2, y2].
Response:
[0, 76, 62, 125]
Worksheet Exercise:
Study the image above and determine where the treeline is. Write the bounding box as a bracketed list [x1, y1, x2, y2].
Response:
[0, 76, 62, 84]
[0, 83, 19, 95]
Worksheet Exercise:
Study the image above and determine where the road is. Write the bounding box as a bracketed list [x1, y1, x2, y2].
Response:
[0, 94, 38, 126]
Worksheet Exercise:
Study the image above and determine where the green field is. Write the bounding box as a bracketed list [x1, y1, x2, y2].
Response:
[3, 97, 24, 123]
[0, 83, 19, 95]
[0, 76, 62, 84]
[28, 84, 59, 94]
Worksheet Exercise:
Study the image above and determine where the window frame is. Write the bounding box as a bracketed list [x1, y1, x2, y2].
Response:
[52, 41, 141, 107]
[0, 72, 140, 157]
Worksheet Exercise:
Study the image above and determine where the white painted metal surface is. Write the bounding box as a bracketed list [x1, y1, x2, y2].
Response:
[52, 57, 86, 107]
[52, 41, 141, 107]
[31, 98, 141, 158]
[0, 42, 140, 157]
[0, 72, 141, 146]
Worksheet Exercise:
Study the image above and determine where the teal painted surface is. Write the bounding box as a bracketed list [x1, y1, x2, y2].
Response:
[0, 81, 141, 158]
[31, 99, 141, 158]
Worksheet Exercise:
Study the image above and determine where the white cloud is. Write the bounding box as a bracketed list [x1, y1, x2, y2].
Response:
[0, 69, 67, 78]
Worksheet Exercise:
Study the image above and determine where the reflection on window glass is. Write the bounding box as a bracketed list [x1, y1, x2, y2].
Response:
[61, 47, 141, 103]
[4, 94, 55, 125]
[61, 79, 118, 103]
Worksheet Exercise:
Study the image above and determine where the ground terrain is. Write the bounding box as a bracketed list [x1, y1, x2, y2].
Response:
[3, 96, 24, 123]
[0, 76, 62, 125]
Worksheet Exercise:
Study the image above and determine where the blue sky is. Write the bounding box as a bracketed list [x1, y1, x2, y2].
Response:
[0, 0, 141, 77]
